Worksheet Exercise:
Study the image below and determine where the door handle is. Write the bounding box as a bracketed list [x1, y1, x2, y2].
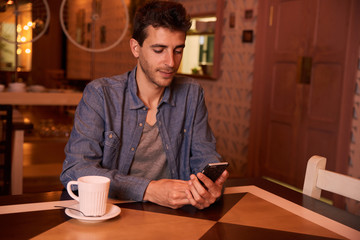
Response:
[297, 56, 312, 84]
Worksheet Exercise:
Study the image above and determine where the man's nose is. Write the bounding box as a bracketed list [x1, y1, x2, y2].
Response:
[165, 51, 175, 67]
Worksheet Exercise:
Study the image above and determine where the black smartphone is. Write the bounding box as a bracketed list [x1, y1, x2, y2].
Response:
[200, 162, 229, 184]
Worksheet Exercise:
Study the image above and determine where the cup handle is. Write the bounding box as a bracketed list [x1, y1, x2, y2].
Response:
[66, 181, 79, 202]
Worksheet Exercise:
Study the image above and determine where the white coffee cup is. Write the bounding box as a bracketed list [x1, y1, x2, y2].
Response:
[67, 176, 110, 217]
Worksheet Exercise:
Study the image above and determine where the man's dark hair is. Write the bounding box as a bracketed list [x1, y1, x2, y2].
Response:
[132, 0, 192, 46]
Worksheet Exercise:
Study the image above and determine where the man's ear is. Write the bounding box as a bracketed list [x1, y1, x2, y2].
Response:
[130, 38, 140, 58]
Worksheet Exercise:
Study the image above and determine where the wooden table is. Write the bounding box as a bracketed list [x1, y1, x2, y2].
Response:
[0, 178, 359, 239]
[0, 91, 82, 194]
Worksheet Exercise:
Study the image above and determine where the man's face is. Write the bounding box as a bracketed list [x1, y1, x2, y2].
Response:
[131, 26, 186, 88]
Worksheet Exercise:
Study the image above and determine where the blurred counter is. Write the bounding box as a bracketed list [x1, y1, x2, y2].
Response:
[0, 91, 82, 106]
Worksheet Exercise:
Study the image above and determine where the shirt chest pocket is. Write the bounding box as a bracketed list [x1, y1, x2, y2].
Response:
[104, 131, 120, 148]
[103, 131, 121, 168]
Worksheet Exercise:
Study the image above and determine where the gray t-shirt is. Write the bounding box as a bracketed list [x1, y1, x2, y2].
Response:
[129, 122, 171, 180]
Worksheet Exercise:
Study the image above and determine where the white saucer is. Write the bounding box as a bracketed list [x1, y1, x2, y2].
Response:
[65, 203, 121, 223]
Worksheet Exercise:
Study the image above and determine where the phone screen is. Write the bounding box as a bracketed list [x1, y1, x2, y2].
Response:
[201, 162, 229, 183]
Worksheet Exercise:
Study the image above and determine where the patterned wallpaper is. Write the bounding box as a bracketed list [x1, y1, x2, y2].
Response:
[179, 0, 258, 177]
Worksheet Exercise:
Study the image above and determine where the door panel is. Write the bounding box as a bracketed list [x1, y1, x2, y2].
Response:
[315, 0, 350, 54]
[309, 64, 342, 121]
[260, 0, 309, 186]
[272, 63, 297, 113]
[300, 0, 350, 185]
[276, 0, 306, 52]
[266, 122, 294, 181]
[250, 0, 360, 209]
[305, 129, 336, 171]
[254, 0, 354, 189]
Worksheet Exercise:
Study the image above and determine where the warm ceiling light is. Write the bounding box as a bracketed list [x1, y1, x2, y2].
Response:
[25, 49, 31, 54]
[17, 25, 22, 32]
[20, 36, 26, 42]
[23, 25, 29, 30]
[16, 48, 22, 55]
[27, 22, 33, 27]
[7, 0, 14, 5]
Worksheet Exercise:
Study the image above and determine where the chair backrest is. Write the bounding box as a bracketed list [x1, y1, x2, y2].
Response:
[303, 155, 360, 201]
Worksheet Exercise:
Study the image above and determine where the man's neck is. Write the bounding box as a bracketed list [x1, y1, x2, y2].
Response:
[136, 72, 164, 110]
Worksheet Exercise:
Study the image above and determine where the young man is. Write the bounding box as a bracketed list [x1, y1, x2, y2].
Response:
[60, 0, 228, 209]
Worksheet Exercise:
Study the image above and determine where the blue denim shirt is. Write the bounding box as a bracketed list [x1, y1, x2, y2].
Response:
[60, 67, 221, 201]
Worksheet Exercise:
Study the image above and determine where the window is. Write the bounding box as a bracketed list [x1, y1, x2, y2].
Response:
[178, 0, 224, 80]
[179, 17, 216, 77]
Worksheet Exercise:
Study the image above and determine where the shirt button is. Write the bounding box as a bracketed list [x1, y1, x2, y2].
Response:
[109, 134, 113, 139]
[131, 147, 135, 151]
[139, 123, 143, 127]
[184, 129, 186, 133]
[143, 107, 147, 111]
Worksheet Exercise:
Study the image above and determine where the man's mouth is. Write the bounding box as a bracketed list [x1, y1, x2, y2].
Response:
[158, 69, 175, 78]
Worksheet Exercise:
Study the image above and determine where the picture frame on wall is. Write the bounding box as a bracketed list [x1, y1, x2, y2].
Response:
[242, 30, 253, 43]
[244, 9, 253, 20]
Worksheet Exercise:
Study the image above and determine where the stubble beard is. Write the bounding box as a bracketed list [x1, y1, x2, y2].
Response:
[138, 57, 175, 88]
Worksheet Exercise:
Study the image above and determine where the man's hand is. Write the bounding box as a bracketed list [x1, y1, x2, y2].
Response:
[143, 179, 191, 209]
[186, 170, 229, 209]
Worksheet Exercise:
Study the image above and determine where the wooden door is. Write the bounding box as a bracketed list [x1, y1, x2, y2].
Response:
[249, 0, 360, 191]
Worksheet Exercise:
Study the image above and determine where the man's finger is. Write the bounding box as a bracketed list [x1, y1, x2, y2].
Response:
[215, 170, 229, 185]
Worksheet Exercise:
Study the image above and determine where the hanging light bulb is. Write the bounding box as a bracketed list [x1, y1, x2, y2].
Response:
[25, 49, 31, 54]
[17, 48, 22, 55]
[20, 36, 26, 42]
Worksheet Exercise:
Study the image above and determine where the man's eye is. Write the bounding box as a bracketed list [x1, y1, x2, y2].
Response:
[154, 49, 163, 53]
[175, 49, 183, 54]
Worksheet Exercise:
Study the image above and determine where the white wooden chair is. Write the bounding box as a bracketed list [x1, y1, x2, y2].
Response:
[303, 155, 360, 201]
